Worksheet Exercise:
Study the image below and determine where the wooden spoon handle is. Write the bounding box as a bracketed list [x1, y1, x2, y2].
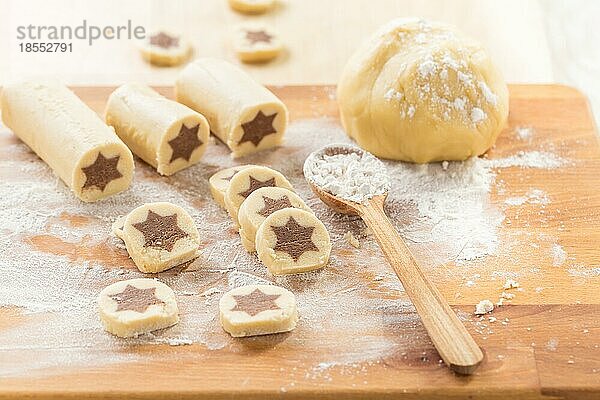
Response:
[360, 201, 484, 375]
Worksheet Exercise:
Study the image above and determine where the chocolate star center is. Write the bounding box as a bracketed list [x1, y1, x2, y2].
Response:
[238, 176, 277, 199]
[169, 124, 202, 163]
[132, 210, 189, 252]
[239, 111, 277, 147]
[271, 216, 319, 262]
[109, 284, 164, 313]
[81, 153, 122, 192]
[149, 32, 180, 49]
[231, 288, 282, 317]
[245, 30, 273, 44]
[257, 195, 294, 218]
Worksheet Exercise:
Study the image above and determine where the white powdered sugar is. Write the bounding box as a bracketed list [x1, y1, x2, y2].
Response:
[303, 145, 390, 204]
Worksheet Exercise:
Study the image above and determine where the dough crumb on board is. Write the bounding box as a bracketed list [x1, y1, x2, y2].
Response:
[474, 299, 494, 315]
[503, 279, 520, 289]
[343, 231, 361, 248]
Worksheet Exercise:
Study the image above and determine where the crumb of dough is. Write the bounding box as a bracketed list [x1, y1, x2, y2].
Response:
[500, 291, 515, 300]
[488, 316, 497, 323]
[343, 231, 360, 248]
[503, 279, 520, 289]
[474, 299, 494, 315]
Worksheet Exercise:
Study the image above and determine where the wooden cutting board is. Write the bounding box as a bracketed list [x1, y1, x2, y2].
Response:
[0, 85, 598, 399]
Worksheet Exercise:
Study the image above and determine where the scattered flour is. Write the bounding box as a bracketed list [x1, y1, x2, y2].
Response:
[515, 126, 534, 141]
[0, 117, 576, 379]
[552, 243, 567, 267]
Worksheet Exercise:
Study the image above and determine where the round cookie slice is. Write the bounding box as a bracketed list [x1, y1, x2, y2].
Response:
[233, 24, 283, 63]
[209, 165, 256, 209]
[121, 202, 200, 273]
[140, 31, 191, 67]
[238, 187, 312, 253]
[219, 284, 298, 337]
[256, 208, 331, 275]
[228, 0, 275, 14]
[224, 166, 294, 226]
[98, 278, 179, 338]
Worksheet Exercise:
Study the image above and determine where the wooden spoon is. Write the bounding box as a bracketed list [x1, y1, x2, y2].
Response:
[304, 145, 484, 375]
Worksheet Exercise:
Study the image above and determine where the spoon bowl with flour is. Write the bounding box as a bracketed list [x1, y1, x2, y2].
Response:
[304, 144, 484, 375]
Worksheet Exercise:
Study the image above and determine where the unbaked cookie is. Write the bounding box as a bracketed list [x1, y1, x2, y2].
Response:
[256, 208, 331, 275]
[233, 24, 282, 63]
[209, 165, 256, 209]
[105, 84, 210, 176]
[219, 284, 298, 337]
[224, 166, 294, 226]
[98, 278, 179, 338]
[119, 202, 200, 273]
[238, 187, 311, 252]
[228, 0, 275, 14]
[140, 31, 191, 66]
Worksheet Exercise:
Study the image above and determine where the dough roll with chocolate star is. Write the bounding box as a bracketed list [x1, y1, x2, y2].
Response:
[175, 58, 288, 158]
[0, 82, 134, 202]
[105, 84, 209, 176]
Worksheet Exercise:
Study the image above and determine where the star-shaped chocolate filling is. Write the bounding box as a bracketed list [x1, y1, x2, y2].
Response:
[168, 123, 202, 163]
[239, 111, 277, 147]
[231, 288, 282, 317]
[257, 195, 293, 218]
[245, 30, 273, 44]
[109, 284, 164, 313]
[81, 153, 122, 192]
[238, 176, 276, 199]
[149, 32, 180, 49]
[132, 210, 189, 252]
[272, 216, 319, 262]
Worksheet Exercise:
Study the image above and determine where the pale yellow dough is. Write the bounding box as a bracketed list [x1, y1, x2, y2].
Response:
[98, 278, 179, 338]
[118, 202, 200, 273]
[224, 166, 294, 226]
[228, 0, 275, 14]
[219, 284, 298, 337]
[140, 31, 191, 66]
[233, 24, 282, 63]
[105, 84, 209, 176]
[0, 82, 134, 202]
[209, 165, 256, 209]
[337, 18, 509, 163]
[256, 208, 331, 275]
[176, 58, 288, 158]
[238, 187, 311, 252]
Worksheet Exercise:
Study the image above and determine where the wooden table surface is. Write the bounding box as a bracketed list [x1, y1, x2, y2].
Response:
[0, 84, 599, 399]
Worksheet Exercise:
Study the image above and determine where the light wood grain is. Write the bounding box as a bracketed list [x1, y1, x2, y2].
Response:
[307, 172, 483, 374]
[0, 84, 599, 399]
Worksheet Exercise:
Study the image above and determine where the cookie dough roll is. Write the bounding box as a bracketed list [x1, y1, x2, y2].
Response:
[105, 84, 210, 176]
[175, 58, 288, 158]
[1, 82, 134, 202]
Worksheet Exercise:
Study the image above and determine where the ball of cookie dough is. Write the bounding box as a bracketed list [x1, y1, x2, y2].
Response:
[140, 31, 191, 67]
[224, 165, 294, 226]
[228, 0, 275, 14]
[337, 18, 509, 163]
[209, 165, 257, 209]
[119, 202, 200, 273]
[256, 208, 331, 275]
[233, 24, 282, 63]
[238, 187, 312, 253]
[98, 278, 179, 338]
[219, 284, 298, 337]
